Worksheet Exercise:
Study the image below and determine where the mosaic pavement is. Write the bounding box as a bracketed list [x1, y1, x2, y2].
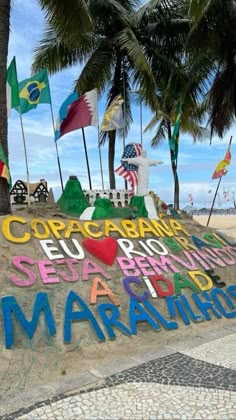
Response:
[1, 332, 236, 419]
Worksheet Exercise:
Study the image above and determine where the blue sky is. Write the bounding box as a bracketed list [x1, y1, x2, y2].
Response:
[7, 0, 236, 209]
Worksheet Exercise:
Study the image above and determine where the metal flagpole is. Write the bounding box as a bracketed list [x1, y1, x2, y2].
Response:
[49, 103, 64, 192]
[207, 177, 222, 227]
[123, 73, 128, 190]
[207, 135, 233, 226]
[97, 125, 105, 191]
[82, 127, 92, 190]
[140, 98, 143, 145]
[19, 109, 30, 206]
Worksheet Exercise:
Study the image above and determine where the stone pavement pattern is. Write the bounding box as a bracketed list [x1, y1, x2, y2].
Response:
[2, 330, 236, 420]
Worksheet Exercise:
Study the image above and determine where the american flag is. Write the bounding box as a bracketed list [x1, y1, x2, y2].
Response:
[115, 143, 142, 196]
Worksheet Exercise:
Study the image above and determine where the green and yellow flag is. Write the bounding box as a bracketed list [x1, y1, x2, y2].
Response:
[169, 101, 182, 162]
[18, 69, 51, 114]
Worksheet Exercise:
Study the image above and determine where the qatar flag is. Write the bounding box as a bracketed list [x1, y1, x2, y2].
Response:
[55, 89, 98, 140]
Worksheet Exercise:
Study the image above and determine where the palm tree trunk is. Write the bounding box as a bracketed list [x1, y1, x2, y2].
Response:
[0, 0, 11, 214]
[108, 130, 116, 189]
[167, 121, 179, 210]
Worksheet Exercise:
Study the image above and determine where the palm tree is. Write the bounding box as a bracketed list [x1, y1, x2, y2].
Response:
[0, 0, 11, 215]
[136, 0, 210, 209]
[146, 92, 209, 209]
[32, 0, 159, 189]
[187, 0, 236, 139]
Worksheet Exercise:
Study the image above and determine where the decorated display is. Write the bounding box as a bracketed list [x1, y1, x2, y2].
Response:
[1, 210, 236, 349]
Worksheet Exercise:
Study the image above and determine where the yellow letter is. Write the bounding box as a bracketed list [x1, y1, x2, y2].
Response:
[83, 221, 103, 238]
[139, 218, 162, 238]
[64, 220, 89, 238]
[2, 215, 30, 243]
[187, 270, 213, 291]
[175, 236, 197, 250]
[104, 220, 126, 237]
[150, 219, 174, 237]
[121, 220, 139, 238]
[47, 219, 66, 239]
[169, 219, 190, 237]
[31, 219, 50, 239]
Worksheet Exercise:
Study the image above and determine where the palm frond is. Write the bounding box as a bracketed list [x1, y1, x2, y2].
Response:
[32, 25, 96, 73]
[32, 30, 80, 73]
[75, 41, 114, 95]
[113, 28, 159, 110]
[207, 61, 236, 138]
[150, 119, 167, 147]
[38, 0, 93, 39]
[144, 110, 169, 132]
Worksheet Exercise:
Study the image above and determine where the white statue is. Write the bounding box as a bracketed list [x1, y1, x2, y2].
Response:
[122, 149, 163, 196]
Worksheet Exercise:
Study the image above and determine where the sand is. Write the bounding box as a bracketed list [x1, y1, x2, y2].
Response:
[1, 206, 236, 401]
[193, 215, 236, 239]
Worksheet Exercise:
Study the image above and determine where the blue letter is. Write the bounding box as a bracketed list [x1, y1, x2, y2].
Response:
[129, 298, 160, 334]
[2, 292, 56, 349]
[64, 291, 105, 343]
[144, 299, 178, 329]
[211, 288, 236, 319]
[192, 291, 222, 321]
[98, 303, 132, 339]
[180, 295, 204, 322]
[227, 285, 236, 299]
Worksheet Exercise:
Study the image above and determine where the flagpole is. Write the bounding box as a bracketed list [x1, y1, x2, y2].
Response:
[82, 127, 92, 190]
[123, 74, 128, 190]
[49, 103, 64, 192]
[97, 126, 105, 191]
[19, 109, 30, 206]
[140, 99, 143, 145]
[207, 135, 233, 226]
[207, 176, 222, 227]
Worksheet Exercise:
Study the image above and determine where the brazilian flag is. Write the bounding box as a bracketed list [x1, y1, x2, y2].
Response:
[169, 100, 182, 162]
[18, 69, 51, 114]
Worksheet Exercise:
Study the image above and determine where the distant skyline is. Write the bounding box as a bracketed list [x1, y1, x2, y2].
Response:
[7, 0, 236, 209]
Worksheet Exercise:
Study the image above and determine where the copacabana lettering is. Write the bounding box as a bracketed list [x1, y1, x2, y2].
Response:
[1, 216, 191, 243]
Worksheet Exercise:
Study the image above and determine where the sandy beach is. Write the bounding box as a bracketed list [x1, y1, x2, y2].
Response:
[193, 215, 236, 239]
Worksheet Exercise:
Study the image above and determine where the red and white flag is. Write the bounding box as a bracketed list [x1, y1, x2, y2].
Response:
[115, 143, 142, 196]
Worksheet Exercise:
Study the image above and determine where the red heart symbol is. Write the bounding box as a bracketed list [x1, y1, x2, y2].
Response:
[82, 237, 118, 265]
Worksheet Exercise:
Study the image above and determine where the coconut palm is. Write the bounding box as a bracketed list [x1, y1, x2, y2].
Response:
[136, 0, 211, 209]
[32, 0, 159, 189]
[146, 91, 209, 209]
[0, 0, 11, 215]
[187, 0, 236, 139]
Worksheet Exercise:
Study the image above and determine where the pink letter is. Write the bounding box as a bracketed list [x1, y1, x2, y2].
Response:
[56, 258, 79, 282]
[37, 260, 60, 284]
[10, 256, 36, 287]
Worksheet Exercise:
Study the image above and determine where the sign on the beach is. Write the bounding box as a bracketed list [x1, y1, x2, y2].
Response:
[1, 215, 236, 348]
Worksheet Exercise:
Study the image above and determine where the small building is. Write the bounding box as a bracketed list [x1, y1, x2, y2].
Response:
[84, 189, 129, 207]
[10, 179, 49, 205]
